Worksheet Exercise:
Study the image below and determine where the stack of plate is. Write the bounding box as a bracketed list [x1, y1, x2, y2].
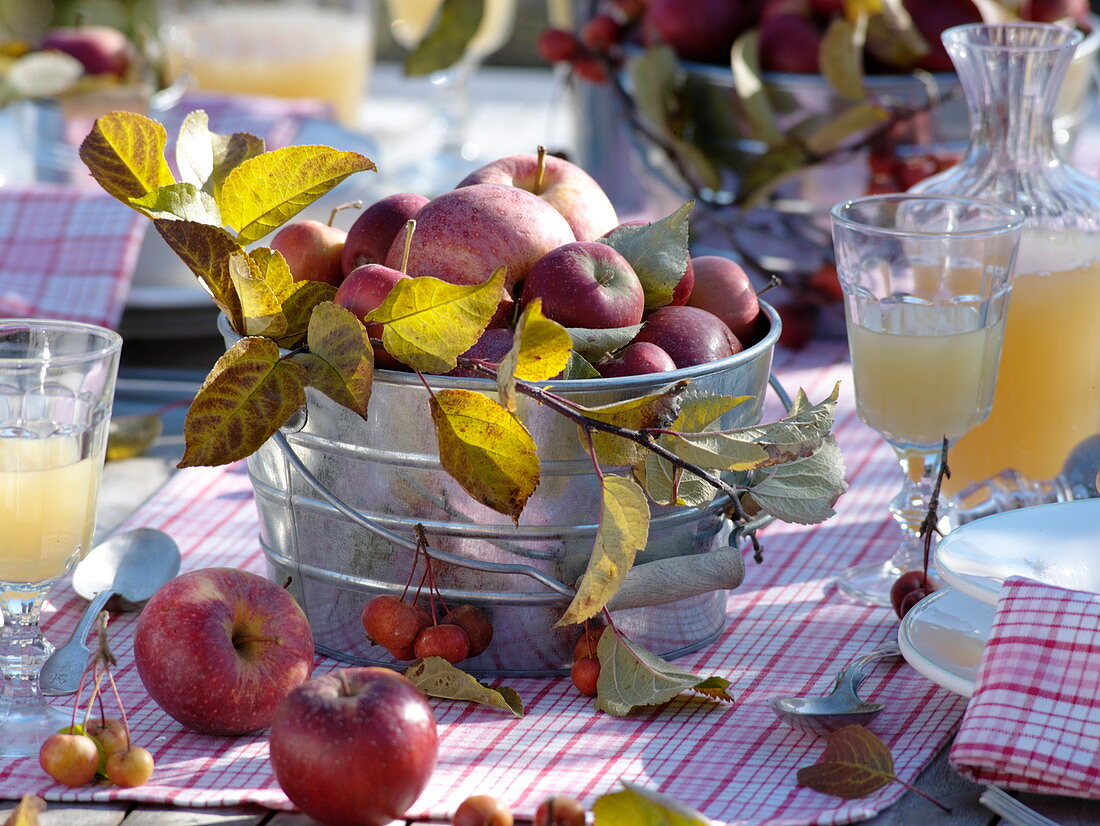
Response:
[899, 498, 1100, 696]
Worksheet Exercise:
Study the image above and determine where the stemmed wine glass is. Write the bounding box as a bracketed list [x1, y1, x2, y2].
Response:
[0, 320, 121, 756]
[830, 195, 1024, 606]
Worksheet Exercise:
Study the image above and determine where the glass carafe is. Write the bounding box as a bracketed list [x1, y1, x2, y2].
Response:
[910, 23, 1100, 496]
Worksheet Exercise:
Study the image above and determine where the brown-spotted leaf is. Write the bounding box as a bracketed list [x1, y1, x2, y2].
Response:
[228, 251, 288, 338]
[748, 436, 848, 524]
[405, 656, 523, 717]
[600, 202, 692, 310]
[130, 182, 222, 224]
[153, 219, 244, 329]
[276, 280, 339, 349]
[820, 16, 866, 102]
[3, 796, 45, 826]
[575, 381, 688, 466]
[692, 676, 734, 702]
[404, 0, 484, 75]
[593, 782, 714, 826]
[366, 267, 505, 374]
[797, 725, 896, 799]
[79, 111, 174, 204]
[496, 298, 572, 412]
[219, 145, 376, 244]
[248, 247, 296, 298]
[175, 109, 265, 200]
[180, 337, 307, 467]
[291, 301, 373, 418]
[556, 475, 650, 627]
[429, 388, 539, 523]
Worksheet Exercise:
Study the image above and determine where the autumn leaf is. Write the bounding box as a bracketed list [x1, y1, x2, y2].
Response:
[180, 337, 307, 467]
[565, 325, 643, 363]
[575, 382, 688, 466]
[79, 111, 174, 204]
[748, 437, 848, 524]
[556, 475, 650, 627]
[599, 202, 693, 310]
[593, 781, 713, 825]
[290, 302, 373, 418]
[2, 796, 45, 826]
[405, 656, 523, 717]
[277, 280, 339, 349]
[404, 0, 484, 75]
[153, 219, 244, 329]
[496, 299, 572, 411]
[730, 31, 785, 147]
[819, 16, 867, 102]
[228, 251, 288, 338]
[429, 388, 540, 522]
[175, 109, 265, 200]
[129, 182, 222, 225]
[797, 725, 896, 798]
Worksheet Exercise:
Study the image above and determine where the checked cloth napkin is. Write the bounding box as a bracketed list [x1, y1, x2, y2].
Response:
[1, 343, 970, 825]
[950, 577, 1100, 799]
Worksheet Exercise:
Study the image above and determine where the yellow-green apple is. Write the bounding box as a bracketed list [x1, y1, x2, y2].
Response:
[41, 25, 131, 77]
[634, 305, 741, 367]
[270, 220, 347, 286]
[458, 154, 618, 241]
[386, 184, 574, 289]
[642, 0, 756, 64]
[269, 668, 438, 826]
[521, 241, 644, 328]
[335, 262, 410, 369]
[685, 255, 763, 344]
[596, 341, 677, 377]
[133, 568, 314, 736]
[341, 193, 429, 275]
[447, 328, 515, 378]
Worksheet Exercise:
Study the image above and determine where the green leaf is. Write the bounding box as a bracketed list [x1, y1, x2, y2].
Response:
[566, 325, 643, 363]
[748, 436, 848, 524]
[666, 432, 770, 473]
[801, 102, 889, 157]
[496, 299, 572, 411]
[366, 268, 505, 374]
[576, 382, 688, 466]
[562, 352, 602, 380]
[79, 111, 175, 205]
[600, 202, 693, 311]
[228, 251, 288, 338]
[730, 31, 785, 147]
[797, 725, 896, 799]
[635, 452, 712, 508]
[291, 302, 374, 418]
[404, 656, 523, 717]
[556, 475, 650, 628]
[404, 0, 484, 75]
[153, 219, 244, 330]
[819, 16, 867, 102]
[593, 781, 714, 826]
[674, 390, 753, 432]
[180, 337, 307, 468]
[175, 109, 265, 200]
[129, 182, 222, 224]
[594, 631, 730, 717]
[219, 145, 376, 244]
[737, 143, 809, 210]
[429, 388, 540, 523]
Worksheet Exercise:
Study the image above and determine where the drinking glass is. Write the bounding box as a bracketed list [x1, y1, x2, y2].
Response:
[0, 320, 121, 757]
[830, 195, 1023, 605]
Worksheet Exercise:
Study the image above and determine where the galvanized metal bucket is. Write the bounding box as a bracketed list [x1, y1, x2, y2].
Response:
[220, 303, 783, 675]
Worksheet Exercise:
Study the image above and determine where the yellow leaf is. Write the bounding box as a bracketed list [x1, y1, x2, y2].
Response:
[594, 782, 714, 825]
[180, 337, 307, 467]
[276, 280, 338, 349]
[366, 267, 506, 374]
[175, 109, 265, 200]
[556, 475, 649, 627]
[129, 182, 222, 224]
[576, 382, 688, 466]
[228, 251, 288, 339]
[153, 219, 244, 330]
[3, 795, 46, 826]
[291, 302, 373, 418]
[248, 247, 296, 298]
[730, 31, 785, 148]
[429, 388, 540, 522]
[79, 111, 175, 204]
[496, 298, 572, 412]
[405, 656, 524, 717]
[219, 145, 376, 244]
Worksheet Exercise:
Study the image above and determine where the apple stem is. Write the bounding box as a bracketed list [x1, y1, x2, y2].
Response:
[756, 274, 782, 297]
[328, 200, 364, 227]
[338, 669, 353, 698]
[534, 146, 548, 196]
[400, 219, 416, 273]
[232, 634, 281, 646]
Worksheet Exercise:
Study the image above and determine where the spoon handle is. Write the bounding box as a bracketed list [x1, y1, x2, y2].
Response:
[837, 642, 902, 692]
[69, 588, 114, 651]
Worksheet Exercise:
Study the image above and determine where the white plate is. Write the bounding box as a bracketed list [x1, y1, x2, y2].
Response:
[936, 498, 1100, 605]
[897, 587, 993, 697]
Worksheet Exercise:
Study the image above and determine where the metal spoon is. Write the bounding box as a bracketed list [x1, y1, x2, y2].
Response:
[39, 528, 181, 696]
[770, 642, 902, 736]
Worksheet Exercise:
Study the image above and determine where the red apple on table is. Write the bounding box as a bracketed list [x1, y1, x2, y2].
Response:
[385, 184, 575, 289]
[521, 241, 645, 329]
[269, 667, 438, 826]
[642, 0, 756, 64]
[686, 255, 764, 344]
[335, 263, 411, 370]
[341, 192, 428, 276]
[596, 342, 678, 377]
[634, 305, 742, 368]
[270, 220, 347, 286]
[41, 25, 131, 77]
[458, 153, 619, 242]
[133, 567, 314, 736]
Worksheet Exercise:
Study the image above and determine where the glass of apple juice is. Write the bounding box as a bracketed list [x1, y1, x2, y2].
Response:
[829, 195, 1023, 606]
[0, 320, 121, 756]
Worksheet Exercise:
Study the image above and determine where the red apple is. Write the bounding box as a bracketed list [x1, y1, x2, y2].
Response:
[458, 154, 618, 242]
[633, 305, 741, 367]
[685, 256, 763, 344]
[522, 241, 644, 328]
[596, 341, 678, 377]
[269, 668, 438, 826]
[335, 263, 410, 370]
[1021, 0, 1090, 26]
[759, 14, 823, 74]
[642, 0, 756, 64]
[270, 220, 347, 286]
[133, 568, 314, 736]
[760, 0, 814, 22]
[446, 328, 515, 378]
[385, 184, 575, 289]
[341, 193, 429, 275]
[601, 219, 694, 306]
[903, 0, 983, 73]
[41, 25, 131, 77]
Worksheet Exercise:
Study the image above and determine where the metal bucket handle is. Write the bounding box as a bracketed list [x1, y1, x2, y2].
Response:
[271, 372, 793, 609]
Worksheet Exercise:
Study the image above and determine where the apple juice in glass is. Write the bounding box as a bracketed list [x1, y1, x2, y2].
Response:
[0, 320, 121, 757]
[830, 195, 1023, 605]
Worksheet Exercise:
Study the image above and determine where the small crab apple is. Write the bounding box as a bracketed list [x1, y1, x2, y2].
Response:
[39, 732, 100, 787]
[534, 796, 586, 826]
[414, 623, 471, 664]
[105, 746, 155, 788]
[441, 605, 494, 658]
[573, 625, 606, 661]
[571, 656, 601, 697]
[453, 794, 514, 826]
[361, 594, 432, 650]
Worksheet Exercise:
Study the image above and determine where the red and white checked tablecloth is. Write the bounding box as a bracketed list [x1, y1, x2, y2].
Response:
[1, 342, 968, 824]
[950, 577, 1100, 800]
[0, 186, 146, 329]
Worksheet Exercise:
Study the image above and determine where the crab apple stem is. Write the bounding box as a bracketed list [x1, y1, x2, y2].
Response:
[400, 219, 416, 273]
[534, 145, 548, 195]
[106, 670, 132, 752]
[895, 777, 951, 813]
[328, 200, 364, 227]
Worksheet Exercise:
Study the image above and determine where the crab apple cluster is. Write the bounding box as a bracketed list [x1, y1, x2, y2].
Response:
[451, 794, 586, 826]
[536, 0, 640, 83]
[570, 624, 606, 696]
[361, 595, 494, 665]
[866, 147, 959, 196]
[890, 570, 935, 620]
